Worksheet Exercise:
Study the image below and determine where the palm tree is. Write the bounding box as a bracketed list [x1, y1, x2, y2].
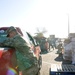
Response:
[34, 27, 47, 43]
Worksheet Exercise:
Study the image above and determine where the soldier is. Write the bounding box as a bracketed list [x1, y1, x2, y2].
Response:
[0, 26, 38, 75]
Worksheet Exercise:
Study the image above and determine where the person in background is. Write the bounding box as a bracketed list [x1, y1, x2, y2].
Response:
[57, 41, 63, 57]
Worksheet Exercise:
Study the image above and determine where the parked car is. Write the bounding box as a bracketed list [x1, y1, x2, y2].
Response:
[0, 27, 42, 75]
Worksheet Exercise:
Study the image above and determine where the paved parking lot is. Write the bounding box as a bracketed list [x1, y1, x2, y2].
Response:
[40, 49, 62, 75]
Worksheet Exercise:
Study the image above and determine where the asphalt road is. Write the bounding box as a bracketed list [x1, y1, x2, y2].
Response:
[40, 49, 62, 75]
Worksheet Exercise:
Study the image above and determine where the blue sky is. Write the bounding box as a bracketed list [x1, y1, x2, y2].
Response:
[0, 0, 75, 38]
[0, 0, 36, 25]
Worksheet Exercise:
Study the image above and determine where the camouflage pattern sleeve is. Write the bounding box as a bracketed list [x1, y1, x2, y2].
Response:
[2, 38, 15, 47]
[1, 35, 25, 47]
[12, 35, 30, 52]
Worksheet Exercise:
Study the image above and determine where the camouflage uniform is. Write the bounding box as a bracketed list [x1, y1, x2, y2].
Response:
[1, 27, 38, 75]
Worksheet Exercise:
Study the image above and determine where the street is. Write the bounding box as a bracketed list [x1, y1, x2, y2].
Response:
[40, 49, 62, 75]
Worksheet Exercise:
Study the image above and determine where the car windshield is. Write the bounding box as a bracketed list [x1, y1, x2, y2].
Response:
[0, 30, 7, 43]
[22, 30, 35, 46]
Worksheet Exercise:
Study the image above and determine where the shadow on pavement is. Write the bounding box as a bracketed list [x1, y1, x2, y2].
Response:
[54, 54, 72, 64]
[62, 60, 72, 64]
[54, 55, 63, 62]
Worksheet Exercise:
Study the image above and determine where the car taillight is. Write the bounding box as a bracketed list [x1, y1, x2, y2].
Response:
[0, 50, 3, 58]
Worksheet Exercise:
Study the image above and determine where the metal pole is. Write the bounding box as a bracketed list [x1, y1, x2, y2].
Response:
[68, 14, 70, 37]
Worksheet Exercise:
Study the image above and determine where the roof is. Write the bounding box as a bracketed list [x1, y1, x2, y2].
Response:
[0, 27, 23, 36]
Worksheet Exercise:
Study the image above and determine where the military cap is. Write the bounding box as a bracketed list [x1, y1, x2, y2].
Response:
[6, 26, 16, 34]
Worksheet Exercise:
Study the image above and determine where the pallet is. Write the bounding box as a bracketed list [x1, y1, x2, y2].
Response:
[50, 64, 75, 75]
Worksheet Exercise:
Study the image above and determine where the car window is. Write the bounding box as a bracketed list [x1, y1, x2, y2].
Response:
[26, 32, 38, 46]
[0, 30, 7, 43]
[21, 29, 33, 44]
[21, 32, 34, 47]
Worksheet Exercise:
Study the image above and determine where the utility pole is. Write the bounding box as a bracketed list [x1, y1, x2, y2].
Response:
[68, 14, 70, 37]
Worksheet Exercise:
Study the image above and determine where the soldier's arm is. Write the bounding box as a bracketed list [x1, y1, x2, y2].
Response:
[1, 38, 15, 47]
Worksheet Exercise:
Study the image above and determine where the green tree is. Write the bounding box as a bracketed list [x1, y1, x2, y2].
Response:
[34, 27, 47, 43]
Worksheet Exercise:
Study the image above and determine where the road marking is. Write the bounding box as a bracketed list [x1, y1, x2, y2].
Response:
[42, 61, 52, 65]
[42, 61, 62, 65]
